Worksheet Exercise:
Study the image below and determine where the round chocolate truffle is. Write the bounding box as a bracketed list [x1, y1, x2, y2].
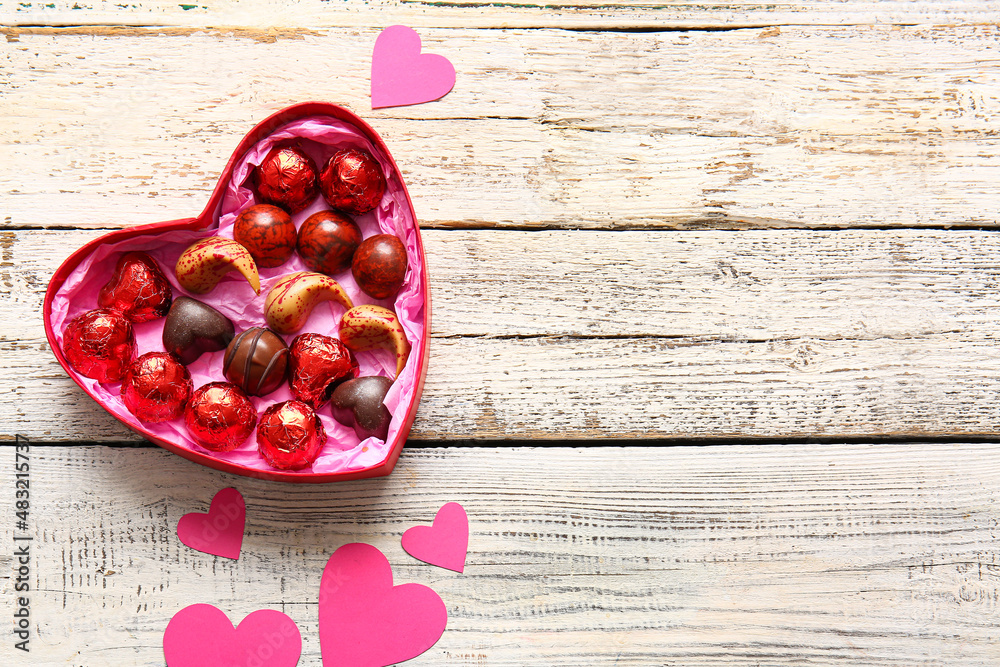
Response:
[352, 234, 408, 299]
[256, 145, 318, 214]
[162, 296, 235, 365]
[185, 382, 257, 452]
[296, 210, 362, 276]
[257, 400, 327, 470]
[62, 308, 136, 383]
[222, 327, 289, 396]
[233, 204, 297, 268]
[121, 352, 193, 423]
[319, 147, 386, 216]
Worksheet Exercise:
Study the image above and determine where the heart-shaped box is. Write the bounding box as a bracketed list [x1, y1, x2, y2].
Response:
[43, 103, 430, 483]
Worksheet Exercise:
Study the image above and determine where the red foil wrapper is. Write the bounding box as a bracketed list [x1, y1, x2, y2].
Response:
[319, 148, 387, 216]
[97, 251, 173, 323]
[256, 145, 319, 214]
[257, 400, 326, 470]
[289, 333, 358, 409]
[62, 308, 136, 383]
[185, 382, 257, 452]
[122, 352, 193, 423]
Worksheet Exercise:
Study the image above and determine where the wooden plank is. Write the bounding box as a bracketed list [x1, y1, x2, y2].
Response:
[8, 228, 1000, 441]
[3, 0, 999, 30]
[3, 25, 1000, 230]
[1, 443, 999, 664]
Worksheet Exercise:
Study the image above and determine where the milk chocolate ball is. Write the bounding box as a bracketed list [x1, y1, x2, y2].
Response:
[222, 327, 288, 396]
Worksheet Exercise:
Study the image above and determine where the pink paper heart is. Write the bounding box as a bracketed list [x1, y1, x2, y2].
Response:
[163, 604, 301, 667]
[371, 25, 456, 109]
[319, 542, 447, 666]
[177, 487, 245, 560]
[401, 502, 469, 572]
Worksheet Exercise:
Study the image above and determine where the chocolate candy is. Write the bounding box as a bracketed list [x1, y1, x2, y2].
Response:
[97, 251, 172, 323]
[257, 400, 326, 470]
[256, 145, 318, 214]
[339, 304, 411, 379]
[289, 333, 358, 409]
[264, 271, 353, 335]
[175, 236, 261, 296]
[233, 204, 297, 268]
[330, 376, 393, 441]
[185, 382, 257, 452]
[121, 352, 193, 423]
[223, 327, 289, 396]
[319, 147, 386, 216]
[62, 308, 136, 383]
[296, 210, 362, 275]
[352, 234, 407, 299]
[162, 296, 235, 365]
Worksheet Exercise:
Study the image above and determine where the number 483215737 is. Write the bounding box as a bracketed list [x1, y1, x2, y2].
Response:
[14, 434, 29, 531]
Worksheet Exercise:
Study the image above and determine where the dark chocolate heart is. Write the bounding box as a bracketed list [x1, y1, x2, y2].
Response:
[330, 376, 393, 441]
[162, 296, 236, 365]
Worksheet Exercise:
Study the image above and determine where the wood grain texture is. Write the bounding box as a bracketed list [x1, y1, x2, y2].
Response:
[3, 0, 999, 29]
[8, 228, 1000, 442]
[3, 1, 1000, 665]
[1, 443, 999, 665]
[3, 26, 1000, 230]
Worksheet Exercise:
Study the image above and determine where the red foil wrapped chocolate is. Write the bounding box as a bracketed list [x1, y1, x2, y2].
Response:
[319, 147, 386, 216]
[256, 145, 319, 214]
[352, 234, 408, 299]
[121, 352, 193, 423]
[62, 308, 136, 383]
[233, 204, 297, 268]
[257, 400, 327, 470]
[289, 333, 358, 409]
[185, 382, 257, 452]
[97, 251, 172, 323]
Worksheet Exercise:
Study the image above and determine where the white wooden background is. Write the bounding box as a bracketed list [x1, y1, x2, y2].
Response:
[3, 1, 1000, 665]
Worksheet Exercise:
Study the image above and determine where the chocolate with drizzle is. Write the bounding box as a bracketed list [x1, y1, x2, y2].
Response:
[223, 327, 288, 396]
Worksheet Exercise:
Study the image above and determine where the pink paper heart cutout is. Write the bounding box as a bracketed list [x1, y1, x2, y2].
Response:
[319, 542, 447, 666]
[163, 604, 301, 667]
[177, 487, 245, 560]
[371, 25, 456, 109]
[401, 502, 469, 572]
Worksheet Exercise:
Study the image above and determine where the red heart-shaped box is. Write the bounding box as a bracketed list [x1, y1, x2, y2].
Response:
[43, 102, 430, 483]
